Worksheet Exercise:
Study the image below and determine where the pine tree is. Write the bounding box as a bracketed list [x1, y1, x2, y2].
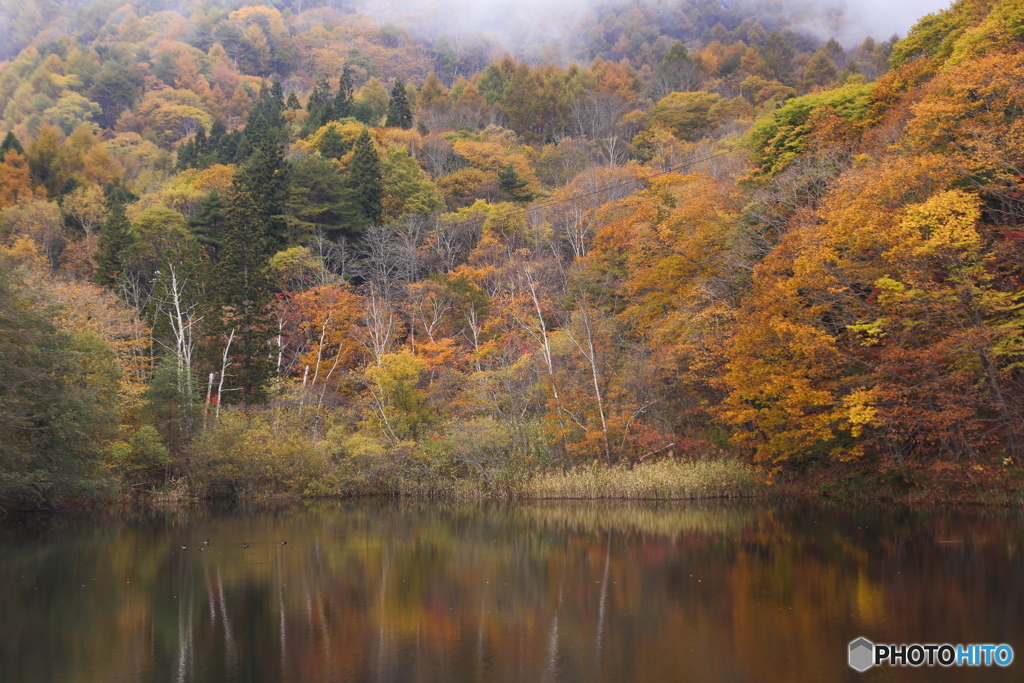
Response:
[334, 66, 354, 119]
[103, 179, 138, 206]
[208, 190, 275, 403]
[0, 131, 24, 160]
[93, 201, 135, 287]
[244, 82, 286, 148]
[188, 191, 229, 262]
[208, 119, 227, 160]
[385, 77, 414, 129]
[287, 154, 362, 243]
[498, 163, 535, 203]
[285, 91, 300, 110]
[270, 81, 285, 114]
[176, 139, 197, 171]
[236, 136, 291, 249]
[194, 126, 208, 156]
[349, 128, 383, 225]
[243, 110, 269, 151]
[303, 78, 334, 136]
[227, 131, 248, 164]
[318, 125, 348, 159]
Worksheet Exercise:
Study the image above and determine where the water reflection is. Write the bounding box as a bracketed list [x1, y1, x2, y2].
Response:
[1, 501, 1022, 683]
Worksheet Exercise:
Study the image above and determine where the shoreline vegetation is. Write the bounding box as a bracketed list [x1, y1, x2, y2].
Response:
[3, 0, 1024, 514]
[138, 449, 1024, 509]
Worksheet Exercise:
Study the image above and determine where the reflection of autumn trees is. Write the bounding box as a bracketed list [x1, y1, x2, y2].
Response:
[4, 503, 1024, 683]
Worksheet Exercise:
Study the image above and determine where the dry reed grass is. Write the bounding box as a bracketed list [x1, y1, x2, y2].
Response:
[526, 459, 763, 500]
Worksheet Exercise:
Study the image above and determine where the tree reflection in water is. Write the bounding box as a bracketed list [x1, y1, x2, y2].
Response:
[1, 501, 1022, 683]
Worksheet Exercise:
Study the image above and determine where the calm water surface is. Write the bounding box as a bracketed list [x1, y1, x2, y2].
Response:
[1, 501, 1022, 683]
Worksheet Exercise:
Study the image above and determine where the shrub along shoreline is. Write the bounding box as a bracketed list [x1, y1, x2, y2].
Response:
[144, 450, 1024, 508]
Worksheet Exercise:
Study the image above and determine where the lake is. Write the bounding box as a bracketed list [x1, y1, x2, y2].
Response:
[0, 501, 1021, 682]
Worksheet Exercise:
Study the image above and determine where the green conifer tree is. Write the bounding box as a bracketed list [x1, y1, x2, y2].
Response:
[334, 66, 355, 119]
[286, 154, 362, 243]
[208, 191, 276, 403]
[349, 129, 383, 225]
[318, 126, 348, 159]
[207, 119, 227, 162]
[194, 126, 208, 155]
[103, 179, 138, 206]
[176, 140, 197, 171]
[188, 191, 229, 262]
[93, 201, 135, 287]
[385, 77, 414, 129]
[498, 163, 535, 203]
[270, 81, 285, 113]
[0, 131, 24, 160]
[229, 132, 250, 163]
[243, 110, 269, 151]
[303, 78, 334, 136]
[236, 137, 291, 249]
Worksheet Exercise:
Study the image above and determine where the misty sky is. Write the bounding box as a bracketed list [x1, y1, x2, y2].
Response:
[821, 0, 952, 43]
[360, 0, 955, 53]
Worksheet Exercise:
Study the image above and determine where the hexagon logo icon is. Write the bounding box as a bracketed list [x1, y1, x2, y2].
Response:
[849, 637, 875, 672]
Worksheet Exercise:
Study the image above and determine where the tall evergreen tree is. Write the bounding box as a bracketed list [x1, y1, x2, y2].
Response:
[349, 129, 383, 225]
[270, 81, 286, 114]
[93, 201, 135, 287]
[304, 78, 334, 135]
[188, 191, 229, 262]
[385, 77, 414, 129]
[763, 31, 797, 84]
[286, 155, 362, 243]
[236, 136, 291, 249]
[334, 66, 355, 119]
[226, 131, 248, 163]
[176, 139, 198, 171]
[244, 81, 287, 148]
[207, 119, 227, 160]
[243, 110, 270, 151]
[208, 191, 275, 403]
[242, 82, 285, 133]
[194, 126, 208, 156]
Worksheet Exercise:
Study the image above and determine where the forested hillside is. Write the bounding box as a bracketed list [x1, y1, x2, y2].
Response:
[1, 0, 1021, 509]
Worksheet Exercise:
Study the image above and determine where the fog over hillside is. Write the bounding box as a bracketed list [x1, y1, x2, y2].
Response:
[783, 0, 953, 43]
[358, 0, 953, 52]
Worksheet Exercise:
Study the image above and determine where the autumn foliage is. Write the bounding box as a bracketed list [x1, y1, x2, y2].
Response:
[2, 0, 1023, 507]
